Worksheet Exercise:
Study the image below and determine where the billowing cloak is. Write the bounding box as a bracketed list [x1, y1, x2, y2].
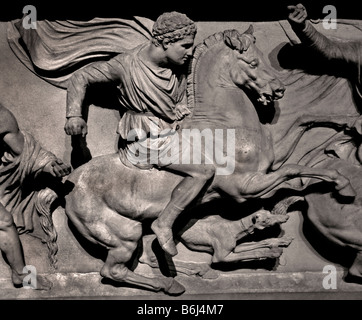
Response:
[7, 16, 154, 88]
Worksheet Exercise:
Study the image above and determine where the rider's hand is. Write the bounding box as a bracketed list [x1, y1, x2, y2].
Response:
[287, 3, 308, 28]
[175, 104, 191, 120]
[64, 117, 88, 137]
[43, 158, 72, 178]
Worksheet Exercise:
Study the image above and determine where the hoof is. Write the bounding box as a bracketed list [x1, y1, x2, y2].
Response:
[201, 269, 219, 280]
[164, 278, 185, 296]
[345, 272, 362, 285]
[275, 235, 294, 247]
[275, 214, 289, 224]
[336, 183, 356, 199]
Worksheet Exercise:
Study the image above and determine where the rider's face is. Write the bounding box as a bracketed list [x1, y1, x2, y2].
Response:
[165, 35, 195, 66]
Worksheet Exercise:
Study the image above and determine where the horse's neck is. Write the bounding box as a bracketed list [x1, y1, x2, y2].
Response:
[187, 48, 259, 128]
[189, 85, 259, 128]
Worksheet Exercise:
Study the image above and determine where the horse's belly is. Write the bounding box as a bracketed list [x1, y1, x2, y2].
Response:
[66, 154, 183, 221]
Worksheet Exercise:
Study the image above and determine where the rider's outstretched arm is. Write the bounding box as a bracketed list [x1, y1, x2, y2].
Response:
[288, 4, 362, 66]
[65, 56, 123, 136]
[292, 20, 361, 66]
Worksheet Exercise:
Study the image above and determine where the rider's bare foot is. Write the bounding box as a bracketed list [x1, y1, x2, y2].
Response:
[151, 220, 178, 257]
[12, 271, 53, 290]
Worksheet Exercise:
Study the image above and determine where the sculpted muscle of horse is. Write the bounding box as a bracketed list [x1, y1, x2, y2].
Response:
[63, 26, 356, 295]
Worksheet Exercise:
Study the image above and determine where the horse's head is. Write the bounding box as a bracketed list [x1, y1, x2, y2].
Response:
[224, 26, 285, 105]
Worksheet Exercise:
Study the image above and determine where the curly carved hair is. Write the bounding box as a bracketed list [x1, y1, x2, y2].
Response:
[152, 11, 197, 46]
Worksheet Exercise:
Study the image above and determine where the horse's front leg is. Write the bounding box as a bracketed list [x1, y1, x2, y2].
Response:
[272, 113, 361, 170]
[217, 170, 298, 202]
[217, 163, 355, 203]
[280, 163, 356, 198]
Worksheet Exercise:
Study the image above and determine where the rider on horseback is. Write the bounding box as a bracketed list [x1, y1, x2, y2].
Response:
[64, 12, 216, 257]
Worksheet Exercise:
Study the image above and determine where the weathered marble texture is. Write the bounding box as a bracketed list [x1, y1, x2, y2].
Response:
[1, 19, 362, 298]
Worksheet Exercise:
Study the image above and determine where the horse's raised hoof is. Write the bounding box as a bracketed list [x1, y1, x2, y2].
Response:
[200, 269, 219, 280]
[164, 278, 186, 296]
[335, 182, 356, 200]
[344, 273, 362, 285]
[344, 260, 362, 285]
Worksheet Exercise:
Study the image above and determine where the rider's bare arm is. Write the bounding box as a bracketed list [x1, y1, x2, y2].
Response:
[0, 104, 71, 178]
[65, 56, 123, 136]
[294, 22, 361, 66]
[0, 104, 24, 157]
[287, 3, 361, 66]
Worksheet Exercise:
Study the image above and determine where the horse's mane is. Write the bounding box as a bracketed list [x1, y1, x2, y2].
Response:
[186, 31, 226, 114]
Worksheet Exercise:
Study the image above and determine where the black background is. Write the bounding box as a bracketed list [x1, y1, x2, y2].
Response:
[1, 0, 361, 22]
[1, 0, 362, 308]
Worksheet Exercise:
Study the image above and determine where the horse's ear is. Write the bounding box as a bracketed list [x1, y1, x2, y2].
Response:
[239, 35, 252, 51]
[243, 24, 254, 35]
[224, 29, 243, 51]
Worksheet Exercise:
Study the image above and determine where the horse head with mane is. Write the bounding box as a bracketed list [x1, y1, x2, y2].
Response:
[199, 26, 285, 107]
[186, 26, 285, 126]
[53, 26, 355, 295]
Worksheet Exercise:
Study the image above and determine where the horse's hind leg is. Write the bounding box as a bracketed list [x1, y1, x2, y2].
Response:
[225, 163, 355, 202]
[347, 250, 362, 281]
[272, 114, 361, 170]
[100, 246, 185, 296]
[96, 215, 185, 296]
[280, 164, 356, 198]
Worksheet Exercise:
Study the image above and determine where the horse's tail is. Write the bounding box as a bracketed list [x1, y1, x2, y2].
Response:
[35, 187, 60, 269]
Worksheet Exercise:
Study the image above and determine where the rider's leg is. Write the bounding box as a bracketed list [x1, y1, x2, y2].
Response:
[151, 163, 216, 256]
[0, 203, 26, 286]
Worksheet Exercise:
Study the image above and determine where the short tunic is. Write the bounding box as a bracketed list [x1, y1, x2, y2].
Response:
[66, 42, 190, 168]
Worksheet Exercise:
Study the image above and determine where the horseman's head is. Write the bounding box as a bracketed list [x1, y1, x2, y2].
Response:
[152, 11, 197, 66]
[224, 26, 285, 105]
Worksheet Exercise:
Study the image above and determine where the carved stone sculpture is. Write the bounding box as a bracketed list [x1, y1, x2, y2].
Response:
[47, 27, 357, 295]
[0, 104, 71, 289]
[139, 196, 302, 278]
[4, 8, 362, 299]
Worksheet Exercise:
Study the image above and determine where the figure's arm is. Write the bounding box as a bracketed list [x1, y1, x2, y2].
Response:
[287, 4, 360, 65]
[0, 105, 24, 157]
[65, 56, 123, 136]
[0, 104, 71, 178]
